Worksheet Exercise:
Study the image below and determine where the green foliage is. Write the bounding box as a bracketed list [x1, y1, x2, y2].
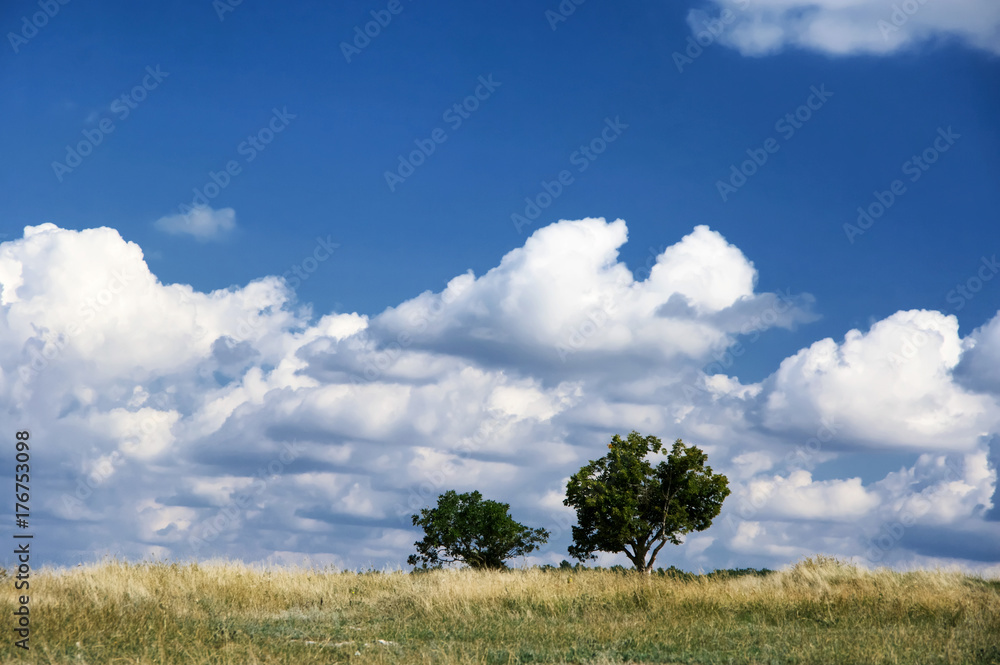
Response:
[703, 566, 775, 580]
[564, 431, 731, 572]
[534, 563, 774, 580]
[408, 490, 550, 570]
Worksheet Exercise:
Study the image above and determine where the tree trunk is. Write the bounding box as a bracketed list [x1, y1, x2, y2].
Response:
[631, 546, 649, 573]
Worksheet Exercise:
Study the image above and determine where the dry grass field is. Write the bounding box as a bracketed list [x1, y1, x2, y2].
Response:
[2, 555, 998, 664]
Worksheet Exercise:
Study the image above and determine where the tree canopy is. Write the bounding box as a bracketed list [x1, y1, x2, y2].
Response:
[408, 490, 550, 570]
[564, 431, 730, 573]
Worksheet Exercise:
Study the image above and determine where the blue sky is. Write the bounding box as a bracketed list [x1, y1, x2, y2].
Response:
[1, 0, 999, 572]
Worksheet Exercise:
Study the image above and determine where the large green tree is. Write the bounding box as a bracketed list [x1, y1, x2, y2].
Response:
[408, 490, 550, 570]
[564, 431, 730, 573]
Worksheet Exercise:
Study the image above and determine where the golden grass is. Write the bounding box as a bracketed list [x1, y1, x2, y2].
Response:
[2, 555, 998, 664]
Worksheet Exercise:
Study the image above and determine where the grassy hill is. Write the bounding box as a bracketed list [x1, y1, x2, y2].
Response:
[2, 555, 998, 664]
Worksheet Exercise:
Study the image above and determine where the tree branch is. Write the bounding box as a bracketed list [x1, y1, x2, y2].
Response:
[647, 537, 669, 568]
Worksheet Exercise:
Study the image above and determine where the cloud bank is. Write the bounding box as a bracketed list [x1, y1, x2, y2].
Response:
[688, 0, 1000, 56]
[1, 219, 997, 572]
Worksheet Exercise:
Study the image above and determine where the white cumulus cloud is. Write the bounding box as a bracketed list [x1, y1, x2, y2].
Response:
[1, 218, 998, 572]
[689, 0, 1000, 56]
[154, 205, 236, 241]
[757, 309, 998, 451]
